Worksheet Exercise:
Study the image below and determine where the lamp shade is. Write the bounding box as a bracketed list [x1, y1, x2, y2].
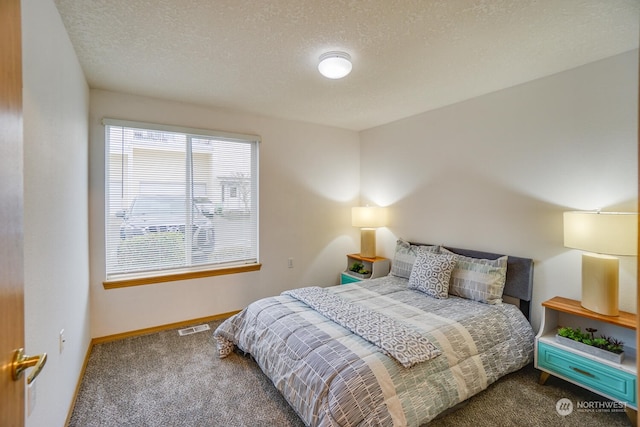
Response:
[563, 211, 637, 256]
[352, 206, 387, 228]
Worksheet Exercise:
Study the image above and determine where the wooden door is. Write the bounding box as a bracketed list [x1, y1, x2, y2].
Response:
[0, 0, 26, 426]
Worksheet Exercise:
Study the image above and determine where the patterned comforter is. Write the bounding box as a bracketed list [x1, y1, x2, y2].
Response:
[213, 275, 535, 426]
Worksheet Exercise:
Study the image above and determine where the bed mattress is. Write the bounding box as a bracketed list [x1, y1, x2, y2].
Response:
[214, 275, 534, 426]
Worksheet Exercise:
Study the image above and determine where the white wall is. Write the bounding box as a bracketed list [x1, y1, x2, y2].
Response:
[19, 5, 638, 422]
[89, 90, 361, 337]
[360, 50, 639, 332]
[22, 0, 90, 426]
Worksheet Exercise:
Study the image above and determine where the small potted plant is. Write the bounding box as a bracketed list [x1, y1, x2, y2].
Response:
[556, 326, 624, 363]
[349, 262, 370, 278]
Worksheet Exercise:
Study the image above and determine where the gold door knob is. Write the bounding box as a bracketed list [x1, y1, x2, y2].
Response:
[11, 348, 47, 384]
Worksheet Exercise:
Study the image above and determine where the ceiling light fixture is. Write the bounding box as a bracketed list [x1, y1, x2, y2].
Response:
[318, 51, 352, 79]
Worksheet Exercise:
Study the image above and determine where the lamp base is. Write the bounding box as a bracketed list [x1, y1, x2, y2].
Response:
[580, 253, 619, 316]
[360, 228, 376, 258]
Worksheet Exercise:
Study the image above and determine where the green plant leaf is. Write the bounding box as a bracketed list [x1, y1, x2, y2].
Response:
[556, 326, 624, 354]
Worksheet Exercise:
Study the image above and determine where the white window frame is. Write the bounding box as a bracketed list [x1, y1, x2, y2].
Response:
[103, 118, 260, 287]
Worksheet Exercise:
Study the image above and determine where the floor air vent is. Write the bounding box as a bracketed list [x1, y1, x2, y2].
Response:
[178, 324, 211, 336]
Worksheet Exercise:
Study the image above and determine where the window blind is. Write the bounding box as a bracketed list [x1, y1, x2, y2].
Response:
[104, 119, 259, 280]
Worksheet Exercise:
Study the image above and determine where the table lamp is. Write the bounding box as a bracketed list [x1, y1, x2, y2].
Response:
[352, 206, 387, 258]
[563, 211, 638, 316]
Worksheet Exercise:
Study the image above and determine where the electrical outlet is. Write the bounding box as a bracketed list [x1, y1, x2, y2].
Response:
[288, 258, 294, 268]
[59, 329, 65, 354]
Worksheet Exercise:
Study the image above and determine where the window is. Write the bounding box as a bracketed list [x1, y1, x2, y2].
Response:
[104, 119, 259, 284]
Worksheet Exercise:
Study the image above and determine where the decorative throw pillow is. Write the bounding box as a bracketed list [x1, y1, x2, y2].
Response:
[441, 248, 508, 304]
[390, 239, 439, 279]
[408, 249, 458, 299]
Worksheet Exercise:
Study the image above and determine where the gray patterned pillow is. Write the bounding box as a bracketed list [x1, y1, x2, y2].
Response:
[408, 249, 458, 299]
[441, 248, 508, 304]
[390, 239, 439, 279]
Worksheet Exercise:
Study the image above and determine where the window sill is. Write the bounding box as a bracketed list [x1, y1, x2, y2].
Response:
[103, 263, 262, 289]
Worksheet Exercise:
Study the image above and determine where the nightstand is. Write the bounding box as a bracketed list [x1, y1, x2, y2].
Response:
[340, 254, 390, 285]
[535, 296, 637, 422]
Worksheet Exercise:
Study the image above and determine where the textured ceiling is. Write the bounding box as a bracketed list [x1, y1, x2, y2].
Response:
[54, 0, 639, 131]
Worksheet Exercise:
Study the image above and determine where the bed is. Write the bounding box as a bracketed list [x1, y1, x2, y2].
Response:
[214, 241, 535, 426]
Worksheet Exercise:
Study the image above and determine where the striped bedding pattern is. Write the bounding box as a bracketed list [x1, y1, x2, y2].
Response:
[214, 275, 534, 426]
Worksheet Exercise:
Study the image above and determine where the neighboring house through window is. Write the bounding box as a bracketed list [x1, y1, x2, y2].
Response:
[104, 119, 260, 284]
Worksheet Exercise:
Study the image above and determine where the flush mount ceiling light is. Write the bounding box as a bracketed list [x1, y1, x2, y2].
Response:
[318, 51, 352, 79]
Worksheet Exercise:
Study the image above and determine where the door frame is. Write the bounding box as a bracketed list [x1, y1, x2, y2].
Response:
[0, 0, 26, 425]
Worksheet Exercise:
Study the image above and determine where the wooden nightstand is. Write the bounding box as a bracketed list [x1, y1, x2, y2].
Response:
[535, 296, 637, 422]
[340, 254, 390, 285]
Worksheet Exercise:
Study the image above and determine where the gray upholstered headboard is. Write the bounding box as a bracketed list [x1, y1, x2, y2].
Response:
[413, 243, 534, 320]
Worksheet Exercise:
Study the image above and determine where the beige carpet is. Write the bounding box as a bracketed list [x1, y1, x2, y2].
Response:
[68, 320, 632, 426]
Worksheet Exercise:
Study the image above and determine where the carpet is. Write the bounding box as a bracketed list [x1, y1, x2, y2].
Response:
[68, 320, 632, 426]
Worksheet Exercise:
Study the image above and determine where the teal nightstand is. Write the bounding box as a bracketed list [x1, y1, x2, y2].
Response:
[535, 297, 637, 422]
[340, 254, 390, 285]
[340, 272, 362, 285]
